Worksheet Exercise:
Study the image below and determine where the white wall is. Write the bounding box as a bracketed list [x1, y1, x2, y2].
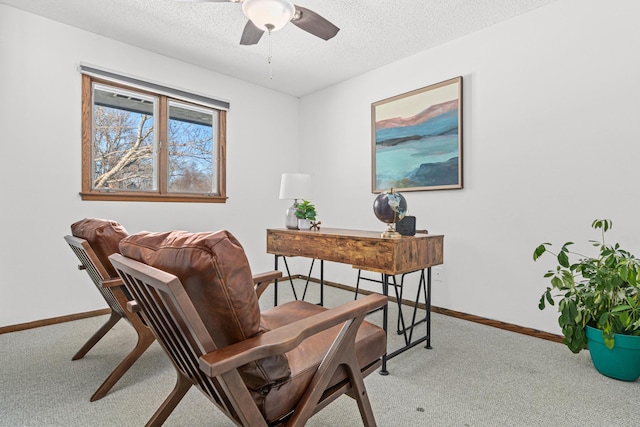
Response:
[298, 0, 640, 336]
[0, 5, 300, 326]
[3, 0, 640, 336]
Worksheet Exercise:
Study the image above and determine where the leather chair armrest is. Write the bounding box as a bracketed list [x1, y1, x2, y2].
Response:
[199, 293, 387, 377]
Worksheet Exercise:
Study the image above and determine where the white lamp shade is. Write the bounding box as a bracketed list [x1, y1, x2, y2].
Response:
[279, 173, 311, 200]
[242, 0, 295, 32]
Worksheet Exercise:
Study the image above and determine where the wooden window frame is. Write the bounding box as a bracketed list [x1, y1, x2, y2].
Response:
[80, 75, 227, 203]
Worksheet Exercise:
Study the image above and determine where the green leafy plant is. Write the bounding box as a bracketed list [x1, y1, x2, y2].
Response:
[533, 219, 640, 353]
[295, 200, 317, 221]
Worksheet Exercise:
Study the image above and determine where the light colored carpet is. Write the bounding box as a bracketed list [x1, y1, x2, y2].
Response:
[1, 281, 639, 426]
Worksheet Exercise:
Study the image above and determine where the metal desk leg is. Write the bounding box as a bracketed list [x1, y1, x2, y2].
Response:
[426, 267, 432, 349]
[320, 260, 324, 306]
[380, 273, 389, 376]
[273, 255, 279, 307]
[381, 268, 434, 373]
[273, 255, 323, 306]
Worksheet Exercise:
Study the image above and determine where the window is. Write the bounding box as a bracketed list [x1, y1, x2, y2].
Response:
[81, 74, 226, 202]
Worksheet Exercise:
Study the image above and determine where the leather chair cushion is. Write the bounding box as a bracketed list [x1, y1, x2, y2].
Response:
[256, 300, 386, 423]
[118, 230, 291, 392]
[71, 218, 129, 278]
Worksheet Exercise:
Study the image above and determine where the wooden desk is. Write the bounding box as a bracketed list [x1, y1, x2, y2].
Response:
[266, 228, 444, 373]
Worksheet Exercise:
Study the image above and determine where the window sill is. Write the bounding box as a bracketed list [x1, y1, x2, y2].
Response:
[79, 192, 227, 203]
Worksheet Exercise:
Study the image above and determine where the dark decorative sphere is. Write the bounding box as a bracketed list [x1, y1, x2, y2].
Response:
[373, 190, 407, 224]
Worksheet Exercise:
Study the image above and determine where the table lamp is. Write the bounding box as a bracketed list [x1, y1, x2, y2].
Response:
[279, 173, 311, 229]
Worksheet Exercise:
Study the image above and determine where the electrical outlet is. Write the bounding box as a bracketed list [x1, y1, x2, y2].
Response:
[432, 267, 444, 282]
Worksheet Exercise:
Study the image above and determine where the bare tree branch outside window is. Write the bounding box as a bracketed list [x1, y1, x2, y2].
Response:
[93, 106, 155, 190]
[168, 102, 216, 193]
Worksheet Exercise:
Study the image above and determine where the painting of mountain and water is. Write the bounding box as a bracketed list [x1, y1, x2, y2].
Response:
[371, 77, 463, 192]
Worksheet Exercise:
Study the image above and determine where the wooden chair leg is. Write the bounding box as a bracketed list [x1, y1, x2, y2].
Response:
[72, 310, 121, 361]
[287, 315, 374, 427]
[90, 326, 156, 401]
[145, 371, 193, 427]
[343, 352, 377, 426]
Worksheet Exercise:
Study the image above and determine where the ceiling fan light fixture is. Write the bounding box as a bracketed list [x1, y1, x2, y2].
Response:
[242, 0, 295, 32]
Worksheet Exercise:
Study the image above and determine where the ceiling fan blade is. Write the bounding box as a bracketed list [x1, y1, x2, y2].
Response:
[291, 5, 339, 41]
[240, 20, 265, 45]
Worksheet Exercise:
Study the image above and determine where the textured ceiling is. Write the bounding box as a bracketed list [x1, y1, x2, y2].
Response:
[1, 0, 557, 97]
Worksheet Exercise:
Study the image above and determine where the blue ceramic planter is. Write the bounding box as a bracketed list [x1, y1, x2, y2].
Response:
[585, 325, 640, 381]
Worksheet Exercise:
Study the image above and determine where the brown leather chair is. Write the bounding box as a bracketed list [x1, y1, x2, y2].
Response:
[65, 218, 155, 401]
[109, 229, 387, 426]
[66, 219, 281, 402]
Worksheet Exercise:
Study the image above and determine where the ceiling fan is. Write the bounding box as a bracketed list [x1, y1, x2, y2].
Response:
[179, 0, 340, 45]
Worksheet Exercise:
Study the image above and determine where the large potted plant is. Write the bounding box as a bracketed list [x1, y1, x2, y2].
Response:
[295, 200, 317, 230]
[534, 219, 640, 381]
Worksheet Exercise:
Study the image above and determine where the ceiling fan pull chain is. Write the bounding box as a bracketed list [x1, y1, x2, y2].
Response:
[267, 26, 273, 79]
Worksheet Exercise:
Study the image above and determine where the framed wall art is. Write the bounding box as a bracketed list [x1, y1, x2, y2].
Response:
[371, 76, 463, 193]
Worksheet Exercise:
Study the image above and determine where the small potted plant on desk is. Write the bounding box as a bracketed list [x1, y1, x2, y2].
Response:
[534, 219, 640, 381]
[295, 200, 317, 231]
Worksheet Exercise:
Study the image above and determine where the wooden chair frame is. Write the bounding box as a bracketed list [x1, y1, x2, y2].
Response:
[65, 235, 281, 402]
[65, 235, 155, 401]
[110, 253, 387, 427]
